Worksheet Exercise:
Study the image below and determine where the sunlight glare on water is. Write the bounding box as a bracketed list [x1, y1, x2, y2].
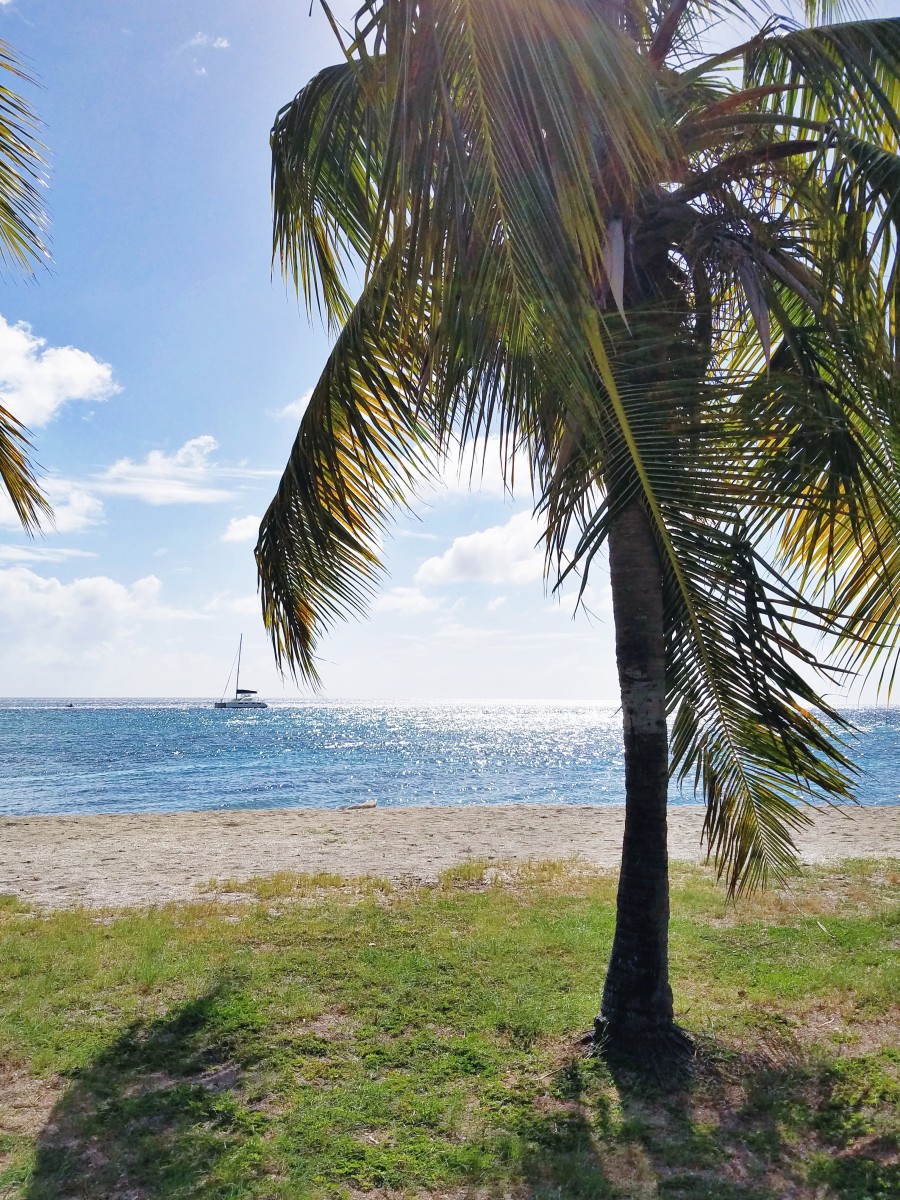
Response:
[0, 699, 896, 816]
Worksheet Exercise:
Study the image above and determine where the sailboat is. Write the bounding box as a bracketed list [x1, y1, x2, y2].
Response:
[214, 635, 268, 709]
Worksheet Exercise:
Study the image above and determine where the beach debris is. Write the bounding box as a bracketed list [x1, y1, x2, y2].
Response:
[342, 799, 378, 811]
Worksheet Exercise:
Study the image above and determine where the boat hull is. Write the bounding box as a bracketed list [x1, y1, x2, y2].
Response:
[214, 699, 268, 709]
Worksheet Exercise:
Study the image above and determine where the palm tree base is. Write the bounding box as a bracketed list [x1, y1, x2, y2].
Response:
[591, 1014, 695, 1075]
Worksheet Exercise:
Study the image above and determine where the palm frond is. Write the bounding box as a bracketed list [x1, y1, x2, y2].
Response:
[746, 18, 900, 147]
[0, 40, 47, 273]
[0, 42, 49, 530]
[272, 58, 382, 329]
[665, 519, 855, 895]
[263, 0, 900, 893]
[0, 403, 51, 533]
[256, 252, 437, 683]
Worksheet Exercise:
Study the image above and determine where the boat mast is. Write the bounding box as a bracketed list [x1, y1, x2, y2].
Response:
[235, 634, 242, 699]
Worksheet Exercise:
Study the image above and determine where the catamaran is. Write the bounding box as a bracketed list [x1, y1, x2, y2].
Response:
[214, 635, 268, 709]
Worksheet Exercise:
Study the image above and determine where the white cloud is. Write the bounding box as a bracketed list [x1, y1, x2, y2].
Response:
[372, 586, 441, 616]
[180, 31, 230, 78]
[0, 478, 102, 535]
[487, 595, 507, 611]
[0, 545, 96, 565]
[205, 592, 260, 617]
[0, 437, 278, 521]
[93, 435, 233, 505]
[276, 390, 312, 421]
[0, 566, 202, 661]
[0, 476, 105, 534]
[427, 435, 532, 500]
[415, 511, 545, 587]
[184, 32, 230, 50]
[0, 315, 119, 428]
[395, 528, 441, 542]
[552, 580, 612, 618]
[46, 480, 105, 533]
[0, 567, 214, 690]
[428, 622, 583, 644]
[221, 515, 260, 544]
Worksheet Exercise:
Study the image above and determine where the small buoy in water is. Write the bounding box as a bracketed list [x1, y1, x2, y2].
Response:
[342, 798, 378, 811]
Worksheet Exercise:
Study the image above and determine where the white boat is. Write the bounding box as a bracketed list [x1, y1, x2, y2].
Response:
[214, 635, 268, 709]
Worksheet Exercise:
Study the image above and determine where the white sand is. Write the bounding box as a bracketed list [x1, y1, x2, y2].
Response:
[1, 803, 898, 909]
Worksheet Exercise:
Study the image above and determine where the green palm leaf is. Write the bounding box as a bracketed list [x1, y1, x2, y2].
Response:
[0, 40, 50, 532]
[0, 40, 47, 274]
[0, 403, 50, 533]
[260, 0, 900, 898]
[257, 248, 439, 684]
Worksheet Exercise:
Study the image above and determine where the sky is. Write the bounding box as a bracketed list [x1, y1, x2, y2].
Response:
[0, 0, 893, 703]
[0, 0, 620, 700]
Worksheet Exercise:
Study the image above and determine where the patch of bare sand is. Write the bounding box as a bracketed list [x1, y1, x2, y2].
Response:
[0, 804, 897, 909]
[0, 1066, 64, 1137]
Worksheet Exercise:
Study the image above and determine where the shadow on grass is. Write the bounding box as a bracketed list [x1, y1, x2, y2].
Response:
[513, 1063, 619, 1200]
[25, 987, 271, 1200]
[23, 997, 900, 1200]
[518, 1037, 900, 1200]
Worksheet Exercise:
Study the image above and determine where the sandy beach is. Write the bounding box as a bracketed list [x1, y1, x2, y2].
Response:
[1, 803, 898, 908]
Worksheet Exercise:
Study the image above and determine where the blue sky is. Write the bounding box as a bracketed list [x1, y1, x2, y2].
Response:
[0, 0, 618, 699]
[0, 0, 890, 703]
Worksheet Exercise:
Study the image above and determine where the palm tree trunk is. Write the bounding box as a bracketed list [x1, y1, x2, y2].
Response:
[595, 498, 683, 1055]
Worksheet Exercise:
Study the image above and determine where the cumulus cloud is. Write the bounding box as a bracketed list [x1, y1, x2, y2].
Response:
[372, 586, 441, 616]
[46, 480, 105, 533]
[415, 511, 545, 587]
[0, 566, 200, 654]
[93, 435, 233, 505]
[0, 564, 291, 695]
[221, 515, 260, 544]
[0, 315, 119, 428]
[0, 567, 209, 687]
[0, 477, 105, 533]
[275, 390, 312, 421]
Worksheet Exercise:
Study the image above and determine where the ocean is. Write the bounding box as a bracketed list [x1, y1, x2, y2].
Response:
[1, 699, 898, 818]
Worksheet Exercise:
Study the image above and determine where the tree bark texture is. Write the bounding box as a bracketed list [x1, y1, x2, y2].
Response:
[598, 498, 675, 1043]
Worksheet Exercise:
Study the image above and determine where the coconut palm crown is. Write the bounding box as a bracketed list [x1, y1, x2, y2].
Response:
[258, 0, 900, 1052]
[0, 39, 49, 532]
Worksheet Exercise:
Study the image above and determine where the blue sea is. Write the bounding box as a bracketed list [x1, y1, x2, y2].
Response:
[0, 699, 898, 818]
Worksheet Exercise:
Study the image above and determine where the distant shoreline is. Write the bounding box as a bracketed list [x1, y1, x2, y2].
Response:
[2, 803, 898, 910]
[2, 697, 899, 707]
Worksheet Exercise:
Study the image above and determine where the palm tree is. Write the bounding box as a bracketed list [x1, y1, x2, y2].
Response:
[257, 0, 900, 1059]
[0, 39, 49, 531]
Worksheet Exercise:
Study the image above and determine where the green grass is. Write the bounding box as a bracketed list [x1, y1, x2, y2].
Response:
[0, 860, 898, 1199]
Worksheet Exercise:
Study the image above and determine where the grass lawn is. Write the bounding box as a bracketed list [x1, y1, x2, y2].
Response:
[0, 858, 897, 1199]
